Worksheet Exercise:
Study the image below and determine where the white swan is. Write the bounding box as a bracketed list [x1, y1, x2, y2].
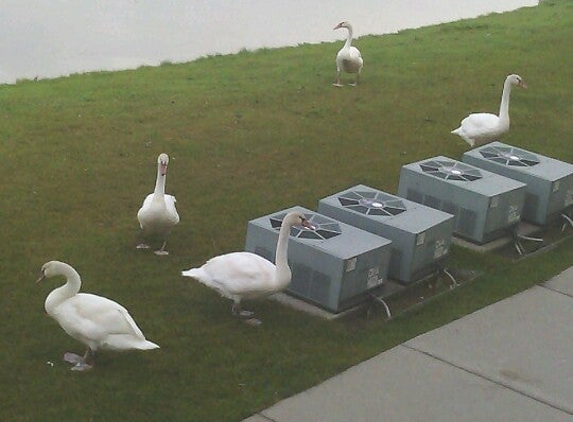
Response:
[182, 211, 313, 325]
[333, 21, 363, 87]
[451, 74, 526, 147]
[37, 261, 159, 371]
[137, 153, 180, 255]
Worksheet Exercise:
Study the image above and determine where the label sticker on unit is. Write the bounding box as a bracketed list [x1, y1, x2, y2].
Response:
[416, 231, 426, 246]
[434, 239, 445, 259]
[367, 267, 382, 288]
[507, 205, 520, 223]
[490, 196, 499, 208]
[345, 257, 357, 272]
[565, 188, 573, 206]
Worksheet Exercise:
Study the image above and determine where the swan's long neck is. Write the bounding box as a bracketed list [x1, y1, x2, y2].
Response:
[153, 164, 166, 198]
[274, 222, 293, 287]
[498, 78, 513, 123]
[343, 26, 354, 49]
[44, 264, 81, 316]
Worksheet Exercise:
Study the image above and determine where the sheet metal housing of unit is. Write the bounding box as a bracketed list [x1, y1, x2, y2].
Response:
[245, 206, 392, 313]
[318, 185, 455, 284]
[462, 141, 573, 225]
[397, 156, 527, 244]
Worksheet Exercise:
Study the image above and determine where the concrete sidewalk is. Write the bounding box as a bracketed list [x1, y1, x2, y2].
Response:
[242, 266, 573, 422]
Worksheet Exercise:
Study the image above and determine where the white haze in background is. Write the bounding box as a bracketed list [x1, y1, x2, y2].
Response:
[0, 0, 538, 84]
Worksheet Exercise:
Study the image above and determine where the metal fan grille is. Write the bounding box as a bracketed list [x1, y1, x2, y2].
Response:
[420, 159, 482, 181]
[479, 145, 540, 167]
[270, 213, 341, 240]
[338, 190, 407, 216]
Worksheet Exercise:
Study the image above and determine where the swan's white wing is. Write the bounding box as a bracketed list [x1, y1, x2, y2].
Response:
[452, 112, 502, 146]
[164, 194, 180, 224]
[337, 47, 363, 73]
[193, 252, 276, 298]
[137, 194, 155, 227]
[459, 113, 499, 132]
[139, 194, 154, 211]
[349, 46, 362, 60]
[137, 194, 179, 231]
[60, 293, 145, 342]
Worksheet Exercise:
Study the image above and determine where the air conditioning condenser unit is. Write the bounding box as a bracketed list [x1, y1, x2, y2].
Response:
[318, 184, 454, 283]
[245, 206, 392, 313]
[462, 142, 573, 225]
[397, 156, 527, 244]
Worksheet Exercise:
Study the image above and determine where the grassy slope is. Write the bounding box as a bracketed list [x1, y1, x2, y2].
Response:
[1, 1, 572, 421]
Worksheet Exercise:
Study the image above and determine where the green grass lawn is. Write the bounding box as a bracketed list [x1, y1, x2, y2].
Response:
[1, 1, 572, 421]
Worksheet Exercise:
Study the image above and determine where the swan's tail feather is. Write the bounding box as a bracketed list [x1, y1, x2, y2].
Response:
[182, 267, 226, 295]
[451, 127, 475, 147]
[181, 267, 207, 282]
[460, 135, 475, 147]
[182, 267, 221, 293]
[139, 340, 160, 350]
[104, 336, 160, 351]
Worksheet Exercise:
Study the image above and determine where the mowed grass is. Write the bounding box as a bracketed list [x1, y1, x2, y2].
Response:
[1, 1, 572, 421]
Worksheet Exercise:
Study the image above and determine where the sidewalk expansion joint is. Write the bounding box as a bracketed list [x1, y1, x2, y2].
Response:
[258, 413, 280, 422]
[402, 344, 573, 416]
[539, 283, 573, 299]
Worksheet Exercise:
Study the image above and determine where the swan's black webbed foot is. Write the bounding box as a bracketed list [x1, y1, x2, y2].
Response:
[64, 350, 94, 371]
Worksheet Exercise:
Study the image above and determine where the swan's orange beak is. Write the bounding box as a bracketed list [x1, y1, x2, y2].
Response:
[160, 162, 167, 176]
[333, 23, 342, 30]
[519, 81, 527, 89]
[36, 272, 45, 284]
